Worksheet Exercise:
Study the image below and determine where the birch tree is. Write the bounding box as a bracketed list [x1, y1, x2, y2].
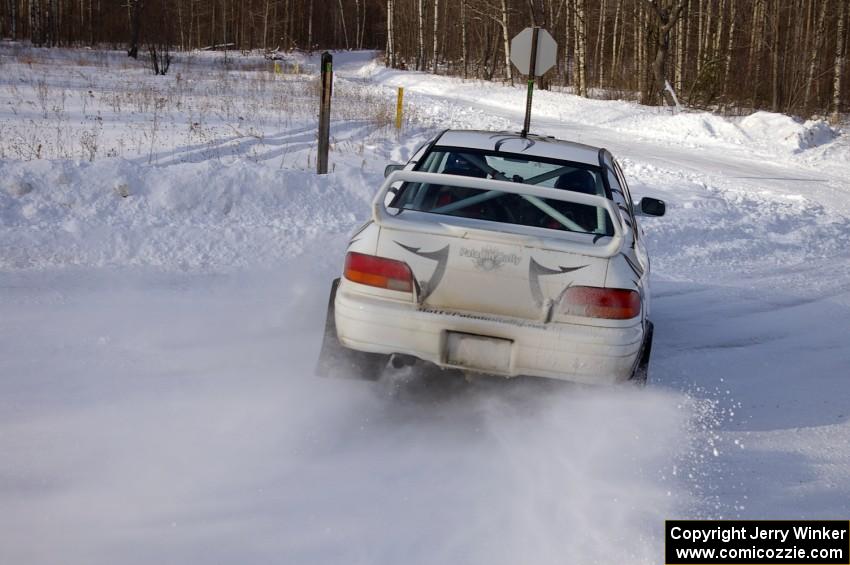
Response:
[337, 0, 349, 49]
[674, 0, 687, 92]
[500, 0, 512, 82]
[722, 0, 737, 101]
[749, 0, 765, 107]
[432, 0, 439, 73]
[770, 0, 780, 111]
[803, 0, 828, 111]
[417, 0, 424, 70]
[696, 0, 703, 76]
[594, 0, 607, 86]
[610, 0, 622, 85]
[573, 0, 587, 96]
[386, 0, 394, 66]
[461, 0, 468, 77]
[832, 0, 846, 123]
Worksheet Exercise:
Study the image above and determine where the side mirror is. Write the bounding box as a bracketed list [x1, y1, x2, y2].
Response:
[384, 164, 404, 178]
[637, 197, 666, 217]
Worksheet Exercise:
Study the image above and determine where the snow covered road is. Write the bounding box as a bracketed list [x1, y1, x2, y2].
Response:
[1, 48, 848, 564]
[0, 266, 710, 564]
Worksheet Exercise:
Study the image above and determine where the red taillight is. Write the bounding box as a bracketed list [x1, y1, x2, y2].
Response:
[344, 252, 414, 292]
[561, 286, 641, 320]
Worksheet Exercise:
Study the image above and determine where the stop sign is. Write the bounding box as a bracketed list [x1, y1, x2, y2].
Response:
[510, 27, 557, 76]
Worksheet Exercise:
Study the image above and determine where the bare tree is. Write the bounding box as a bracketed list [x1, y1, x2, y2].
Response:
[594, 0, 608, 86]
[674, 0, 687, 92]
[749, 0, 765, 107]
[262, 0, 269, 50]
[354, 0, 361, 48]
[7, 0, 17, 39]
[359, 0, 367, 49]
[128, 0, 143, 58]
[696, 0, 703, 76]
[147, 0, 173, 74]
[432, 0, 439, 73]
[386, 0, 395, 66]
[643, 0, 687, 105]
[41, 0, 57, 45]
[574, 0, 587, 96]
[149, 43, 172, 74]
[832, 0, 847, 123]
[803, 0, 828, 111]
[636, 0, 645, 97]
[610, 0, 623, 85]
[500, 0, 512, 81]
[308, 0, 314, 51]
[337, 0, 349, 49]
[712, 0, 724, 60]
[770, 0, 780, 111]
[461, 0, 468, 77]
[721, 0, 737, 101]
[417, 0, 425, 70]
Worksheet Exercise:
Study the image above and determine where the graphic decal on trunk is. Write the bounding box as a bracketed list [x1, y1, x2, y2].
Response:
[395, 242, 450, 301]
[459, 246, 522, 272]
[529, 257, 587, 307]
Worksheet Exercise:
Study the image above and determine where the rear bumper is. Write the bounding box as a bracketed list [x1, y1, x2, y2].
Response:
[334, 282, 644, 385]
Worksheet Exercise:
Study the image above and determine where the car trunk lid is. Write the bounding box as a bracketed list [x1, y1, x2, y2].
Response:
[377, 224, 610, 322]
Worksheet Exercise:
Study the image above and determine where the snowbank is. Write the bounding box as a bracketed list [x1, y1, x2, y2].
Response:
[739, 111, 837, 153]
[338, 53, 842, 163]
[0, 158, 378, 270]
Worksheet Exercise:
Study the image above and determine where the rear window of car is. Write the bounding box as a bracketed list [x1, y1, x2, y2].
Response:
[389, 148, 613, 236]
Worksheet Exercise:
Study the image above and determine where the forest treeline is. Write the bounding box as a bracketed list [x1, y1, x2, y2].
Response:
[1, 0, 846, 121]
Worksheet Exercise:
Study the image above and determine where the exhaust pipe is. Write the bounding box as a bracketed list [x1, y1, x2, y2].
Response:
[389, 353, 417, 369]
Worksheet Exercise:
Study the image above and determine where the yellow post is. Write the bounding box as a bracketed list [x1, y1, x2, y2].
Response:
[395, 87, 404, 129]
[274, 62, 282, 75]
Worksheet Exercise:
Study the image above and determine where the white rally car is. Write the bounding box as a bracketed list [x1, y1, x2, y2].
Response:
[317, 130, 666, 385]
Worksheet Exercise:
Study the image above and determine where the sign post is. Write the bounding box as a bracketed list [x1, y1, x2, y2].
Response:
[510, 27, 557, 138]
[522, 27, 539, 137]
[317, 52, 333, 175]
[395, 87, 404, 130]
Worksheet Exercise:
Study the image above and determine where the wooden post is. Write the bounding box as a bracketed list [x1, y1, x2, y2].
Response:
[317, 52, 333, 175]
[395, 87, 404, 129]
[521, 27, 539, 138]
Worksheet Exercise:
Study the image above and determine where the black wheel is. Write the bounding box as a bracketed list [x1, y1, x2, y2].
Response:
[630, 321, 654, 386]
[315, 278, 388, 381]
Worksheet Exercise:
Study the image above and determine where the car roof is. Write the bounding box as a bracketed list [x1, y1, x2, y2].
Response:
[433, 130, 605, 167]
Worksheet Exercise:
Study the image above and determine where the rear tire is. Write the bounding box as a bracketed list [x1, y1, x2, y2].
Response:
[315, 278, 388, 381]
[630, 321, 654, 386]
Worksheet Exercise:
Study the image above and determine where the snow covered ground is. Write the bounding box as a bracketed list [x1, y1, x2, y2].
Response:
[1, 46, 849, 564]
